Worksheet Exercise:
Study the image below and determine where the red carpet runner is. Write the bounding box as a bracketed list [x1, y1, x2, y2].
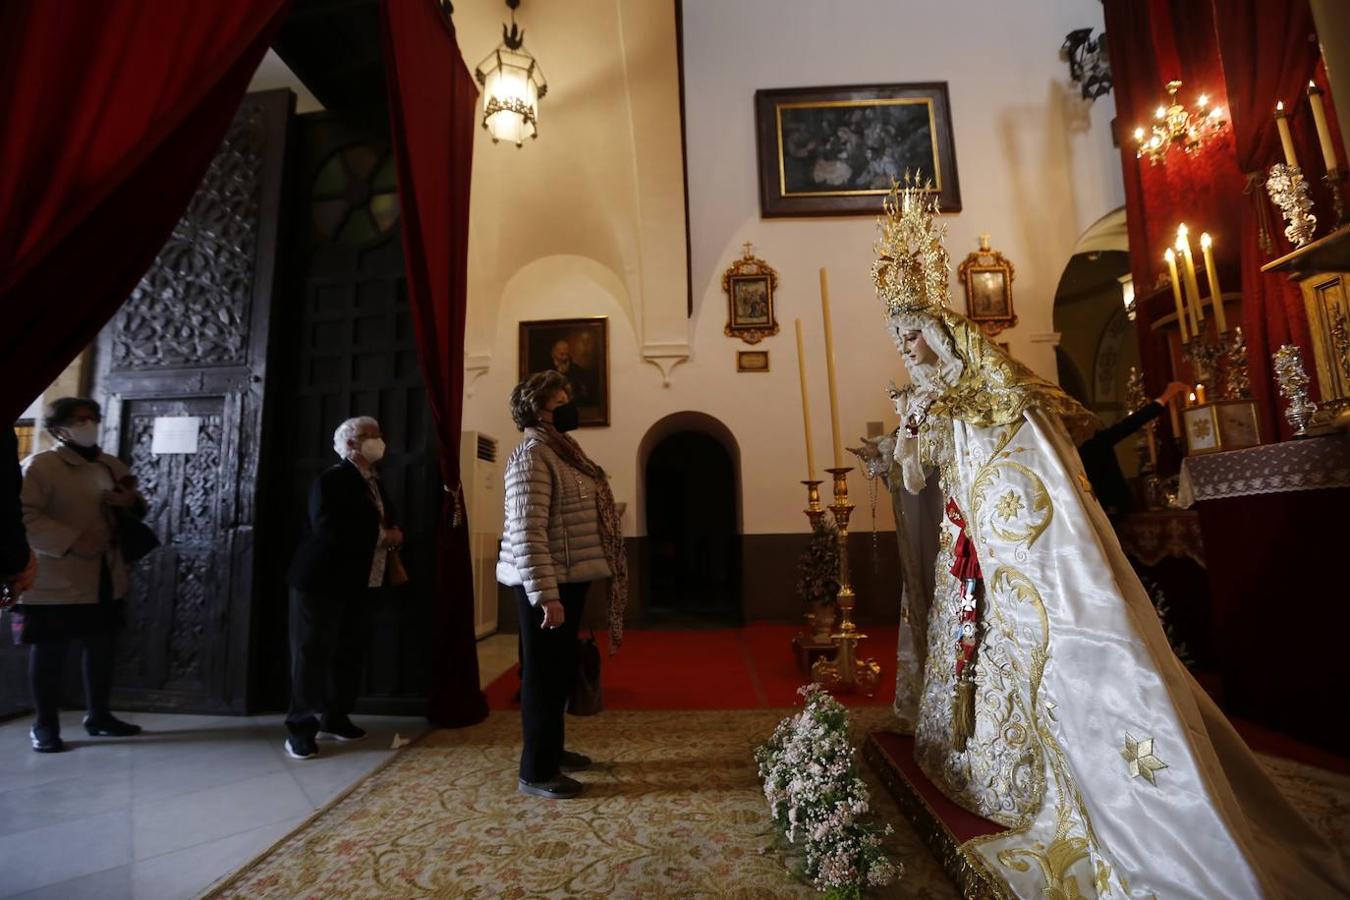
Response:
[485, 623, 897, 710]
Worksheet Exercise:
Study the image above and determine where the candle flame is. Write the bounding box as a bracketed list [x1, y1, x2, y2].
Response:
[1197, 94, 1209, 108]
[1156, 106, 1167, 119]
[1200, 232, 1212, 250]
[1133, 127, 1145, 141]
[1177, 222, 1189, 238]
[1310, 80, 1317, 89]
[1276, 100, 1285, 112]
[1164, 248, 1176, 262]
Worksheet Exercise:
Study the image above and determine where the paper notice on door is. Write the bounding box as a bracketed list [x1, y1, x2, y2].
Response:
[151, 417, 200, 455]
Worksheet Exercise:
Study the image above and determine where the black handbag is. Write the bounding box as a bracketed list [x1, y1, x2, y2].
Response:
[100, 463, 160, 564]
[112, 507, 160, 564]
[568, 632, 603, 716]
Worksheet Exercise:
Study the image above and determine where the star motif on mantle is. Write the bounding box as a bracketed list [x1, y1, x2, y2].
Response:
[994, 490, 1025, 521]
[1121, 734, 1168, 785]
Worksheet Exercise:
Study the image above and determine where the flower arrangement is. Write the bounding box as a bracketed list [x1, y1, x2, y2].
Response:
[796, 518, 841, 607]
[755, 684, 901, 898]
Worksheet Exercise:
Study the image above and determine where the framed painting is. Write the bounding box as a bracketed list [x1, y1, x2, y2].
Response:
[958, 235, 1018, 337]
[754, 82, 961, 217]
[518, 317, 610, 427]
[723, 243, 780, 344]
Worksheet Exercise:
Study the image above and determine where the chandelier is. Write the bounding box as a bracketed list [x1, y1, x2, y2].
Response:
[1134, 80, 1227, 165]
[473, 0, 547, 147]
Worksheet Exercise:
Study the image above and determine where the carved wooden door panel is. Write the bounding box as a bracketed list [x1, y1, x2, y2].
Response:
[92, 90, 293, 713]
[254, 114, 438, 715]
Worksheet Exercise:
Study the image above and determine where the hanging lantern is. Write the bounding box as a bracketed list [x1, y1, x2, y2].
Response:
[474, 0, 547, 147]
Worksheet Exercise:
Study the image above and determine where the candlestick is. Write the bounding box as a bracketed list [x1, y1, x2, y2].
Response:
[1200, 232, 1227, 332]
[819, 267, 844, 469]
[1275, 101, 1299, 170]
[794, 319, 818, 482]
[1177, 224, 1204, 331]
[1308, 81, 1340, 173]
[1164, 249, 1190, 343]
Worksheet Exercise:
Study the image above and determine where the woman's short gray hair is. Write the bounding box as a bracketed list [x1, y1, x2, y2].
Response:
[333, 416, 379, 457]
[509, 371, 570, 431]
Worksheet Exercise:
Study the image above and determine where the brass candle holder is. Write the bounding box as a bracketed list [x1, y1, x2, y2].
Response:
[810, 467, 882, 695]
[799, 480, 835, 644]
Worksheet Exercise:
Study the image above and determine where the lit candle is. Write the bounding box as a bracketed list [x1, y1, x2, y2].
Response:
[819, 267, 844, 469]
[1200, 232, 1227, 333]
[1177, 224, 1204, 331]
[1274, 101, 1299, 170]
[1195, 383, 1208, 404]
[1164, 249, 1190, 342]
[1307, 81, 1340, 173]
[794, 318, 817, 482]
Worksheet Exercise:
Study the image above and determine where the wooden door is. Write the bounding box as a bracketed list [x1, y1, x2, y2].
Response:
[93, 90, 293, 713]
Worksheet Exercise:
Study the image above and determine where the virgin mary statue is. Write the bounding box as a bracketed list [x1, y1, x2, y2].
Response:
[869, 178, 1349, 899]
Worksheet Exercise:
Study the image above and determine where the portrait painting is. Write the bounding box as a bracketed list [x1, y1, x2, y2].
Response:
[755, 82, 961, 217]
[518, 317, 610, 427]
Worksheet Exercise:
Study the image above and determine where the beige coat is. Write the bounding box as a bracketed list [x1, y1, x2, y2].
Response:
[496, 432, 611, 606]
[20, 446, 135, 605]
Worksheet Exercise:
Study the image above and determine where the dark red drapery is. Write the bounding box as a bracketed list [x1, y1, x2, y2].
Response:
[1214, 0, 1332, 441]
[1105, 0, 1345, 443]
[380, 0, 488, 727]
[0, 1, 291, 423]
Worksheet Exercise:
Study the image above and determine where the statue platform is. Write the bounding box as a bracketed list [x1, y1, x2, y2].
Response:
[863, 730, 1008, 899]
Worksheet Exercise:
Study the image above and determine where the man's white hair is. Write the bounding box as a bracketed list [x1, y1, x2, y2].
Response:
[333, 416, 379, 458]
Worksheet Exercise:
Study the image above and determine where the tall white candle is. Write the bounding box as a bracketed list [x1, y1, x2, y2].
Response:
[1275, 101, 1300, 169]
[1308, 81, 1340, 173]
[794, 319, 817, 481]
[819, 268, 844, 469]
[1200, 232, 1227, 333]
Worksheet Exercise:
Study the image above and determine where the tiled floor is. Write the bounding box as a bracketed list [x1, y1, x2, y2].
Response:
[0, 633, 520, 899]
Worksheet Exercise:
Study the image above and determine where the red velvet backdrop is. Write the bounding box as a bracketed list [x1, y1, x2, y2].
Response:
[1105, 0, 1346, 443]
[0, 0, 291, 422]
[381, 0, 488, 727]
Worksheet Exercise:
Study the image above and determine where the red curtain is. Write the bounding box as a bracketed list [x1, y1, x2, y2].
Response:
[1214, 0, 1332, 441]
[0, 1, 291, 423]
[381, 0, 488, 727]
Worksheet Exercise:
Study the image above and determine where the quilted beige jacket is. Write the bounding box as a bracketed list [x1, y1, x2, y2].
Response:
[495, 431, 611, 606]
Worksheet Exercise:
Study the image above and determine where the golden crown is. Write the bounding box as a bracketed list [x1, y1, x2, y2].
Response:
[872, 173, 950, 318]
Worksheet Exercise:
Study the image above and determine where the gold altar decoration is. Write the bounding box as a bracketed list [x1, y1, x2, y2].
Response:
[957, 234, 1018, 338]
[1299, 269, 1350, 428]
[722, 242, 780, 345]
[794, 479, 838, 672]
[1133, 80, 1228, 165]
[810, 467, 882, 695]
[1274, 343, 1317, 437]
[1182, 399, 1262, 455]
[1267, 162, 1318, 248]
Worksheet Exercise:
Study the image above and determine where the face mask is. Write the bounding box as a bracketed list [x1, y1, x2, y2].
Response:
[552, 403, 580, 433]
[63, 423, 100, 448]
[359, 438, 386, 463]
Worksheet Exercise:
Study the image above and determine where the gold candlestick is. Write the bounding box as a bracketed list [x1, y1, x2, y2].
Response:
[811, 467, 881, 695]
[796, 479, 837, 657]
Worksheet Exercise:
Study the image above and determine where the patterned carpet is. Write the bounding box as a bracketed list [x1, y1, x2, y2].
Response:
[208, 708, 1350, 899]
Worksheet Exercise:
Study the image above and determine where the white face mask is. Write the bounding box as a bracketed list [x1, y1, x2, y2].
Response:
[63, 423, 100, 448]
[359, 438, 386, 463]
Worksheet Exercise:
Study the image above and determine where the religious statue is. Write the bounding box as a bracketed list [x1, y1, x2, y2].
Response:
[860, 177, 1349, 899]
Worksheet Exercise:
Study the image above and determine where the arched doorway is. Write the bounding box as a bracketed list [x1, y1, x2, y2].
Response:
[639, 414, 741, 624]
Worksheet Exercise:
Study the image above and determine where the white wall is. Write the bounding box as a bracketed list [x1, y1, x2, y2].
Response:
[461, 0, 1123, 537]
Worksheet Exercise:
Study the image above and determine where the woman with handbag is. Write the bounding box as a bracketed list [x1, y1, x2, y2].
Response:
[283, 416, 404, 761]
[17, 397, 147, 752]
[497, 371, 628, 800]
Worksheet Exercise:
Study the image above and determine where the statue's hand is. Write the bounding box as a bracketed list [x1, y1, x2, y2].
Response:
[847, 434, 895, 482]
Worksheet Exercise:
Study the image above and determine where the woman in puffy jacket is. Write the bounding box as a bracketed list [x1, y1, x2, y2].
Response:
[496, 370, 627, 800]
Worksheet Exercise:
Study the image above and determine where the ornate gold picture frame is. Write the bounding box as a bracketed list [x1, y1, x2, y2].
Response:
[723, 243, 780, 344]
[958, 234, 1017, 338]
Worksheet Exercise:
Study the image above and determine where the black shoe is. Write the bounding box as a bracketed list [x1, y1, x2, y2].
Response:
[559, 750, 592, 772]
[30, 727, 65, 754]
[83, 715, 142, 737]
[317, 719, 367, 742]
[284, 736, 319, 760]
[517, 774, 582, 799]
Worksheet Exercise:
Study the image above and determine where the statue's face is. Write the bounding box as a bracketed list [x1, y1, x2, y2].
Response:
[898, 329, 937, 368]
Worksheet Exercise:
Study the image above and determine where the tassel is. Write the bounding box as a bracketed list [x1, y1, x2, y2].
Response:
[952, 678, 976, 751]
